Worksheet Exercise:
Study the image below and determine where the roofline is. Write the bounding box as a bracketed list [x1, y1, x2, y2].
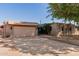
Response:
[7, 23, 38, 27]
[20, 22, 38, 24]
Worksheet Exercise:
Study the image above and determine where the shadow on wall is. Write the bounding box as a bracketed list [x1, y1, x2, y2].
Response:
[38, 24, 52, 35]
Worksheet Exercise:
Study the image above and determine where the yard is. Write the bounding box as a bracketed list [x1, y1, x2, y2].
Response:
[0, 35, 79, 56]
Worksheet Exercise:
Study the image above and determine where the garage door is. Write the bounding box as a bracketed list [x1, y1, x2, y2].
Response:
[13, 26, 36, 37]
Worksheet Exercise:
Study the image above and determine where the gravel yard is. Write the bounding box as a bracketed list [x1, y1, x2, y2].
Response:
[13, 37, 79, 56]
[0, 36, 79, 56]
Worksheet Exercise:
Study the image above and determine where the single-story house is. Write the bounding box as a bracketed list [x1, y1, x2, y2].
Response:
[50, 23, 79, 37]
[1, 21, 38, 38]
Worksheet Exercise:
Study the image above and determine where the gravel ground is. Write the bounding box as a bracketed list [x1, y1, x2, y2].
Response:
[12, 37, 79, 56]
[0, 36, 79, 56]
[0, 47, 27, 56]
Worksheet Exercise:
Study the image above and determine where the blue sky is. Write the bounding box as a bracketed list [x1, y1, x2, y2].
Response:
[0, 3, 64, 24]
[0, 3, 54, 24]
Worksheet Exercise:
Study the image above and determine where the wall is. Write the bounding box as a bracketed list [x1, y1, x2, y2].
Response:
[2, 24, 12, 37]
[51, 24, 79, 36]
[50, 24, 61, 36]
[72, 28, 79, 35]
[3, 24, 37, 38]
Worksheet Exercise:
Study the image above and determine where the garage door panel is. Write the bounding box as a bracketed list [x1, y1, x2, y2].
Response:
[13, 26, 36, 37]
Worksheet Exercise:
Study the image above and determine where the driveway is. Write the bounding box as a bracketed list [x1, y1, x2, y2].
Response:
[0, 36, 79, 56]
[13, 36, 79, 56]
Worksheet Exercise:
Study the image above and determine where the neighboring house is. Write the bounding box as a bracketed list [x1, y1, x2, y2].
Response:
[51, 23, 79, 37]
[2, 21, 38, 38]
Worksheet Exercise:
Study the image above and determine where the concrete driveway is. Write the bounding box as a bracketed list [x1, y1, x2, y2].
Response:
[13, 36, 79, 56]
[0, 36, 79, 56]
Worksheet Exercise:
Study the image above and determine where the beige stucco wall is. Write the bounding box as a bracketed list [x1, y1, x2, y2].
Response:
[51, 24, 61, 36]
[3, 24, 37, 37]
[72, 28, 79, 35]
[51, 24, 79, 36]
[2, 25, 12, 37]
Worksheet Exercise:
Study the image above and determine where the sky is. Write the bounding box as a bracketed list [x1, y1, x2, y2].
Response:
[0, 3, 64, 25]
[0, 3, 54, 24]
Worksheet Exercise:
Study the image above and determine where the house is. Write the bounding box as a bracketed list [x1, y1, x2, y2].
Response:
[50, 23, 79, 37]
[1, 21, 38, 38]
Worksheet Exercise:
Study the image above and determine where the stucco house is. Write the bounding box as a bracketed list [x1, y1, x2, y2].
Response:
[1, 21, 38, 38]
[50, 23, 79, 37]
